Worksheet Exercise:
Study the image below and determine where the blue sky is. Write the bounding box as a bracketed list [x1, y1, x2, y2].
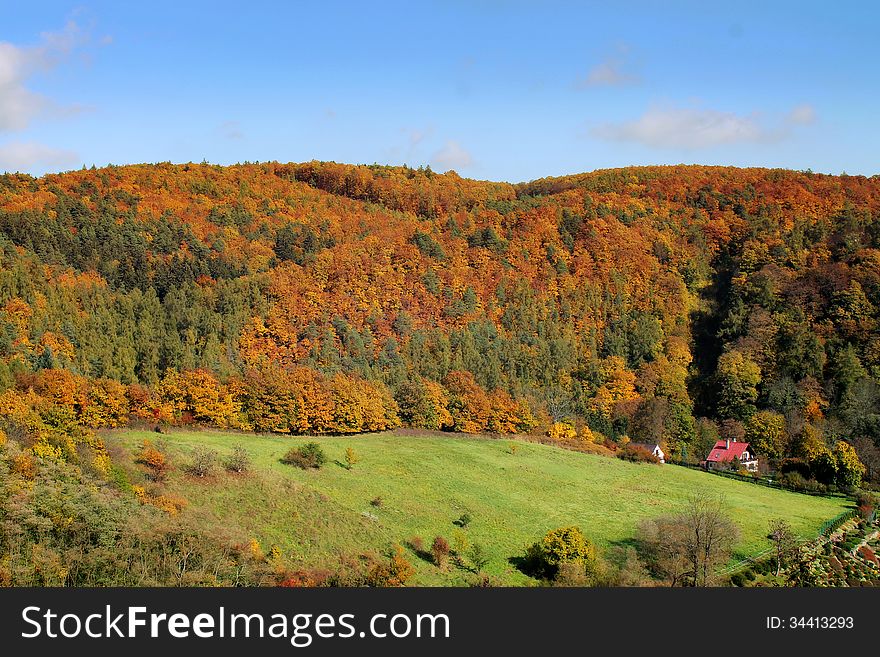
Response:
[1, 0, 878, 181]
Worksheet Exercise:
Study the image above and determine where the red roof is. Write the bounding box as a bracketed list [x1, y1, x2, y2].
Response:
[706, 440, 754, 463]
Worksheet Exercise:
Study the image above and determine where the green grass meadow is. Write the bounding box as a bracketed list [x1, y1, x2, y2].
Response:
[107, 428, 851, 585]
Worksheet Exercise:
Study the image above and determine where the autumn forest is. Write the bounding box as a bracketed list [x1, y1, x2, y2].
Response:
[1, 161, 879, 585]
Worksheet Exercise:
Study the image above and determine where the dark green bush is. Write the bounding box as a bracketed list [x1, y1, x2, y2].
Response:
[455, 512, 473, 528]
[282, 442, 327, 469]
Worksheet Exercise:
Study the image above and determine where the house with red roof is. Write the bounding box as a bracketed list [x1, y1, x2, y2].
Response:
[704, 439, 758, 472]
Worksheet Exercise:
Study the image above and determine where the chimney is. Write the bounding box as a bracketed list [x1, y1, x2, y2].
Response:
[726, 439, 730, 450]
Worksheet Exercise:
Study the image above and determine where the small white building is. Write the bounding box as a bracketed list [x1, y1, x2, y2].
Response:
[628, 442, 665, 463]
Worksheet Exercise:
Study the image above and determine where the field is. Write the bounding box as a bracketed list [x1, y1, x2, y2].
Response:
[107, 429, 851, 585]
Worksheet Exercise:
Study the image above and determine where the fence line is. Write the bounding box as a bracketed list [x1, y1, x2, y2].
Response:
[720, 509, 860, 578]
[667, 459, 848, 498]
[818, 509, 858, 537]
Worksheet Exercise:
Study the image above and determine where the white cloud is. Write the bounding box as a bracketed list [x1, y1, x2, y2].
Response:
[579, 59, 638, 88]
[0, 44, 47, 131]
[788, 103, 816, 125]
[0, 141, 78, 172]
[593, 104, 771, 149]
[577, 45, 639, 88]
[0, 21, 86, 133]
[431, 140, 474, 170]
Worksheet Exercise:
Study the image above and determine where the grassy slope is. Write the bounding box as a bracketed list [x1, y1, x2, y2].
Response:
[108, 429, 850, 585]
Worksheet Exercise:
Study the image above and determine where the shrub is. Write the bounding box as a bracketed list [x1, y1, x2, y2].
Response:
[431, 536, 450, 568]
[469, 543, 490, 573]
[344, 446, 360, 470]
[367, 545, 415, 587]
[546, 421, 577, 442]
[225, 443, 251, 474]
[451, 528, 470, 557]
[455, 512, 473, 528]
[856, 491, 877, 518]
[408, 536, 425, 553]
[370, 495, 383, 508]
[10, 451, 36, 479]
[779, 457, 812, 479]
[525, 526, 598, 579]
[186, 446, 218, 478]
[553, 560, 594, 587]
[282, 442, 326, 469]
[135, 440, 169, 482]
[616, 445, 660, 464]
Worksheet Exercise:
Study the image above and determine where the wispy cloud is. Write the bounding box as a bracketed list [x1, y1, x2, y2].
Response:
[594, 105, 765, 149]
[217, 120, 244, 140]
[0, 21, 88, 133]
[592, 102, 815, 150]
[788, 103, 816, 125]
[431, 140, 473, 170]
[579, 60, 638, 88]
[0, 141, 78, 172]
[577, 46, 639, 88]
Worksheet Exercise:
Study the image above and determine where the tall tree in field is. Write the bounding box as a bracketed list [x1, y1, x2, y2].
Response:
[768, 518, 798, 577]
[682, 495, 739, 587]
[639, 495, 739, 586]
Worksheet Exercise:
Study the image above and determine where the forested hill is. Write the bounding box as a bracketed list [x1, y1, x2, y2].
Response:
[0, 162, 878, 486]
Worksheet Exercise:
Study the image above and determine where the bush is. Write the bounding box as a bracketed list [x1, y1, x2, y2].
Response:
[856, 491, 877, 518]
[451, 528, 469, 557]
[344, 446, 360, 470]
[616, 445, 660, 464]
[366, 545, 415, 587]
[282, 442, 327, 469]
[225, 443, 251, 474]
[779, 457, 812, 479]
[469, 543, 490, 573]
[454, 512, 473, 528]
[186, 446, 218, 478]
[431, 536, 450, 568]
[552, 560, 595, 586]
[525, 526, 598, 579]
[135, 440, 169, 482]
[370, 495, 383, 508]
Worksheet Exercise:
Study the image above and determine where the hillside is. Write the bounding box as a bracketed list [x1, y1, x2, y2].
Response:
[1, 162, 879, 587]
[0, 162, 878, 485]
[105, 428, 849, 586]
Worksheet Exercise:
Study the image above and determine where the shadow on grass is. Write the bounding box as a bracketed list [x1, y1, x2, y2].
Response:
[405, 541, 436, 565]
[508, 555, 543, 579]
[608, 536, 641, 551]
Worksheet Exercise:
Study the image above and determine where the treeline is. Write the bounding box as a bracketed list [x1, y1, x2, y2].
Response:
[1, 366, 537, 438]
